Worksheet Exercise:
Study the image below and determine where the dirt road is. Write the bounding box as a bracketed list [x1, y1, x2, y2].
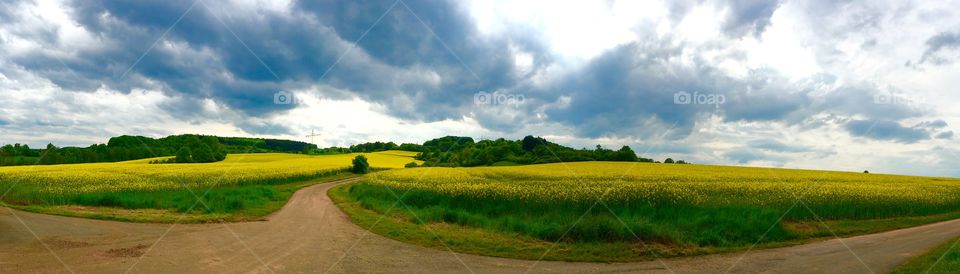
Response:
[2, 177, 960, 273]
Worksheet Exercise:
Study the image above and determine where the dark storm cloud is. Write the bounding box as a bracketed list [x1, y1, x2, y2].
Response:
[814, 85, 924, 122]
[916, 119, 948, 129]
[543, 41, 717, 138]
[844, 119, 947, 143]
[662, 0, 780, 38]
[533, 33, 936, 140]
[11, 0, 283, 112]
[4, 0, 539, 132]
[294, 0, 548, 119]
[721, 0, 781, 37]
[920, 31, 960, 65]
[720, 72, 809, 122]
[532, 36, 933, 141]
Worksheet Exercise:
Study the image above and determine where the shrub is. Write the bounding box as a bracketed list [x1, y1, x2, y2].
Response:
[352, 155, 370, 174]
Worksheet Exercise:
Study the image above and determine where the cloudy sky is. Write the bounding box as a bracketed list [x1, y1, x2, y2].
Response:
[1, 0, 958, 176]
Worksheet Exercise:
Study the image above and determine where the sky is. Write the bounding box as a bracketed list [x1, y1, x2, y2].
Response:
[0, 0, 958, 177]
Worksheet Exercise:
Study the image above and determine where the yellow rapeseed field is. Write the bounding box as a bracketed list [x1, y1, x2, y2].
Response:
[361, 162, 960, 220]
[346, 161, 960, 247]
[342, 161, 960, 258]
[0, 151, 420, 197]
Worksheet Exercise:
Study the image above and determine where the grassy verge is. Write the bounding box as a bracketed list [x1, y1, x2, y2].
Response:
[893, 237, 960, 274]
[330, 182, 960, 262]
[3, 172, 357, 223]
[787, 213, 960, 238]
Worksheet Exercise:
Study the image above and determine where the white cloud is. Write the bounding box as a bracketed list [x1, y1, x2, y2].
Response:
[268, 89, 489, 148]
[467, 0, 661, 61]
[675, 4, 723, 43]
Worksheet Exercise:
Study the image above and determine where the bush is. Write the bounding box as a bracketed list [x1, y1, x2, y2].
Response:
[149, 158, 175, 164]
[404, 161, 419, 168]
[352, 155, 370, 174]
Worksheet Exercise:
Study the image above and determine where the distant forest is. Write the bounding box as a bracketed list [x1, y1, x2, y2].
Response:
[318, 135, 687, 167]
[1, 134, 685, 167]
[0, 135, 317, 166]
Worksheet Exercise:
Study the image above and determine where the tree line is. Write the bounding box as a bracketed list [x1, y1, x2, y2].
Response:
[319, 135, 688, 167]
[0, 134, 318, 166]
[310, 141, 420, 154]
[410, 136, 659, 167]
[1, 133, 688, 167]
[149, 135, 226, 164]
[0, 142, 159, 166]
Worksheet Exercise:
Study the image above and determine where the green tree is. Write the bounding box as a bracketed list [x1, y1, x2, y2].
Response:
[615, 146, 638, 161]
[192, 144, 216, 163]
[352, 155, 370, 174]
[40, 143, 62, 165]
[201, 136, 219, 149]
[214, 150, 227, 161]
[80, 150, 97, 163]
[664, 158, 675, 164]
[176, 147, 193, 163]
[521, 135, 544, 151]
[0, 144, 13, 157]
[18, 144, 31, 157]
